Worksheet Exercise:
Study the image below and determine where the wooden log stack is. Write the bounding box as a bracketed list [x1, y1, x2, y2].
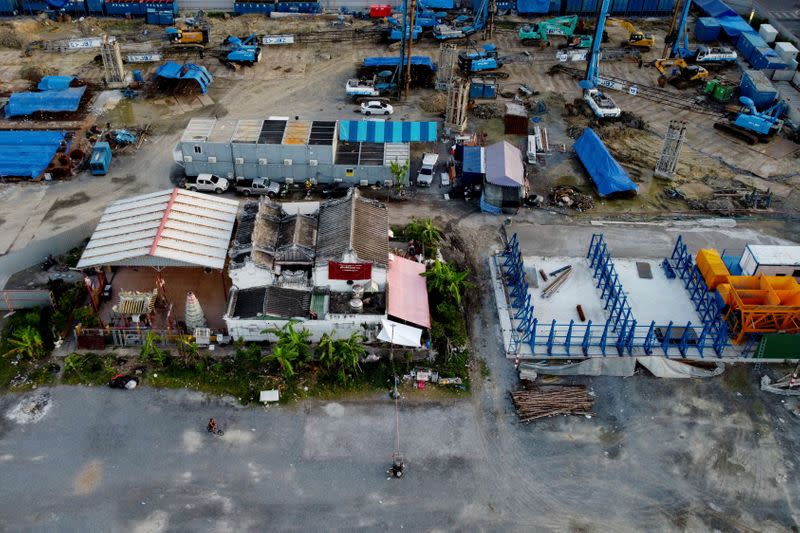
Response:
[510, 385, 594, 422]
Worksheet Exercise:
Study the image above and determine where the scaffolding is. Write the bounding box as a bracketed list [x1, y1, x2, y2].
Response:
[445, 76, 470, 133]
[654, 120, 687, 180]
[101, 36, 126, 85]
[435, 43, 459, 91]
[499, 233, 730, 358]
[722, 275, 800, 344]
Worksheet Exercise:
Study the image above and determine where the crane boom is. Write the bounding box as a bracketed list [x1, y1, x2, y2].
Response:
[667, 0, 692, 59]
[581, 0, 612, 89]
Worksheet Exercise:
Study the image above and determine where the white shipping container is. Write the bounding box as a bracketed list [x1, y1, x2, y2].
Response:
[774, 42, 799, 63]
[739, 245, 800, 278]
[771, 68, 795, 82]
[758, 23, 778, 44]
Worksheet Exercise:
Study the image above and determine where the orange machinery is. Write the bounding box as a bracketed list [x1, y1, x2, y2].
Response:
[696, 249, 800, 344]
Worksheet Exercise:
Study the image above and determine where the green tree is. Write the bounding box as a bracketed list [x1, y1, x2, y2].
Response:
[389, 160, 410, 190]
[317, 332, 337, 368]
[3, 326, 45, 361]
[270, 344, 298, 378]
[317, 332, 364, 384]
[406, 218, 442, 257]
[177, 335, 200, 367]
[422, 260, 473, 307]
[263, 321, 312, 362]
[140, 331, 167, 367]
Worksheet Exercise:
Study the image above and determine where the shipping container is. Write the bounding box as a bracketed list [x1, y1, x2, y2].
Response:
[775, 42, 799, 64]
[750, 47, 786, 71]
[758, 23, 777, 44]
[739, 69, 778, 109]
[469, 77, 497, 99]
[736, 32, 766, 63]
[739, 245, 800, 278]
[695, 17, 721, 42]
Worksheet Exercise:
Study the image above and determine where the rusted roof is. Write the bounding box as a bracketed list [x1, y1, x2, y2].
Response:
[316, 189, 388, 266]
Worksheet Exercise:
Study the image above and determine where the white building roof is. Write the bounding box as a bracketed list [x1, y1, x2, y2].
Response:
[746, 244, 800, 267]
[76, 188, 239, 270]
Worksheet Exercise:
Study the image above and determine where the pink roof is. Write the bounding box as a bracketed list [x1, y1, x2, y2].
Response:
[387, 255, 431, 329]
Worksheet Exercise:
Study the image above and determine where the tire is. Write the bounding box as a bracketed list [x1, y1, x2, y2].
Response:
[384, 111, 390, 115]
[189, 186, 198, 192]
[214, 188, 223, 194]
[217, 430, 224, 436]
[242, 189, 251, 196]
[365, 111, 371, 116]
[395, 470, 403, 478]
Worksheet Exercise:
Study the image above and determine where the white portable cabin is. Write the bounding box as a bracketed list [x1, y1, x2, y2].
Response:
[739, 245, 800, 279]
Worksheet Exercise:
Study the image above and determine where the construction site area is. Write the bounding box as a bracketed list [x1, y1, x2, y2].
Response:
[0, 0, 800, 528]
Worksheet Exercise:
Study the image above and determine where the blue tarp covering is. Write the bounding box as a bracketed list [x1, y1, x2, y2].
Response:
[693, 0, 755, 38]
[37, 76, 75, 91]
[338, 121, 438, 143]
[420, 0, 454, 8]
[573, 128, 638, 197]
[461, 146, 485, 185]
[0, 131, 65, 178]
[517, 0, 549, 13]
[154, 62, 213, 93]
[5, 86, 86, 118]
[362, 56, 437, 71]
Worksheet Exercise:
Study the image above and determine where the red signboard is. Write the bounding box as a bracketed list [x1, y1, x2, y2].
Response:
[329, 262, 372, 280]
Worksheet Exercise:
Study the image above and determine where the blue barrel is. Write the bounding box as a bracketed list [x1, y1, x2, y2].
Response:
[132, 69, 143, 82]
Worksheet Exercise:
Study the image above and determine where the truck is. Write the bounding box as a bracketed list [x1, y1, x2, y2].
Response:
[184, 173, 229, 193]
[234, 177, 280, 196]
[416, 153, 438, 186]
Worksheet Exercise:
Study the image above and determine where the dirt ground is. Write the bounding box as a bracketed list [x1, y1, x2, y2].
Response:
[0, 14, 798, 262]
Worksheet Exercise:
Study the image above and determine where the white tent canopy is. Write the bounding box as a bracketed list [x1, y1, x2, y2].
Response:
[377, 319, 422, 348]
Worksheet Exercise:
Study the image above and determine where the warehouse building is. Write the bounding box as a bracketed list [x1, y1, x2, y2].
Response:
[174, 117, 421, 186]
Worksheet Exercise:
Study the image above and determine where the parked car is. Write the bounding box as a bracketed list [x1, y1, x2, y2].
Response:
[416, 153, 438, 187]
[235, 177, 280, 197]
[184, 173, 229, 194]
[360, 100, 394, 115]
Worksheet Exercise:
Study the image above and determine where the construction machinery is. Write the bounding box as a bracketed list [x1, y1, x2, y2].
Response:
[665, 0, 737, 65]
[714, 96, 787, 145]
[221, 33, 262, 66]
[89, 141, 112, 176]
[164, 25, 209, 54]
[386, 16, 422, 42]
[519, 15, 578, 46]
[655, 58, 709, 89]
[458, 43, 509, 78]
[345, 71, 398, 100]
[608, 18, 654, 50]
[703, 79, 735, 103]
[433, 0, 488, 41]
[579, 0, 620, 119]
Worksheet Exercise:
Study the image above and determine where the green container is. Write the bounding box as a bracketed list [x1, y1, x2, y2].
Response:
[755, 334, 800, 359]
[704, 80, 734, 103]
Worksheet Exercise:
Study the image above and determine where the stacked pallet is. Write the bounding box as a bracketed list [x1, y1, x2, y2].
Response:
[510, 385, 594, 423]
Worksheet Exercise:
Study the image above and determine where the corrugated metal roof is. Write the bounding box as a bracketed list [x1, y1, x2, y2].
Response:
[181, 118, 216, 142]
[232, 119, 264, 143]
[208, 119, 238, 143]
[283, 121, 311, 145]
[76, 188, 239, 270]
[383, 143, 410, 166]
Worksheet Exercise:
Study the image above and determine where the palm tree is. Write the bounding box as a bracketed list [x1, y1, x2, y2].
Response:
[3, 326, 44, 361]
[140, 331, 166, 367]
[336, 332, 365, 382]
[270, 344, 298, 378]
[177, 335, 200, 367]
[421, 260, 472, 306]
[406, 218, 442, 257]
[389, 160, 409, 191]
[317, 332, 337, 369]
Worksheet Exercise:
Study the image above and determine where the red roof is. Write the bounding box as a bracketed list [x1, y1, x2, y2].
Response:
[387, 255, 431, 329]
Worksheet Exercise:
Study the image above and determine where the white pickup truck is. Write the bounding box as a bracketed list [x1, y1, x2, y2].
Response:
[184, 173, 229, 194]
[416, 153, 439, 187]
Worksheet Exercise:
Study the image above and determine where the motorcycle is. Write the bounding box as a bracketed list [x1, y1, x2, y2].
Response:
[41, 254, 55, 271]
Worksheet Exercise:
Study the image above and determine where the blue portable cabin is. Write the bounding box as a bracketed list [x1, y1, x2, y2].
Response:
[89, 141, 112, 176]
[739, 69, 778, 109]
[695, 17, 721, 42]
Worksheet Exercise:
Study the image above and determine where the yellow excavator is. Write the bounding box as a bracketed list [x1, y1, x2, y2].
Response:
[607, 18, 655, 50]
[654, 58, 709, 89]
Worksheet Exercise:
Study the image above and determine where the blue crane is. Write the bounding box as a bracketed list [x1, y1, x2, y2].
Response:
[714, 96, 787, 144]
[579, 0, 620, 119]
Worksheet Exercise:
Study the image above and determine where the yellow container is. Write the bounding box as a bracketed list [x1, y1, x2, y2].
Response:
[695, 249, 730, 290]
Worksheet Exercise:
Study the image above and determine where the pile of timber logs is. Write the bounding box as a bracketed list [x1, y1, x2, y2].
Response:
[510, 385, 594, 422]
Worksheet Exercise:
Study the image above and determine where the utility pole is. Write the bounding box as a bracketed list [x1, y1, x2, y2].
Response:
[397, 0, 408, 100]
[404, 0, 417, 100]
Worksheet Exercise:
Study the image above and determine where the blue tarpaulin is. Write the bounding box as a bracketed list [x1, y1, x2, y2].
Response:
[362, 56, 437, 71]
[338, 121, 438, 143]
[153, 62, 213, 93]
[573, 128, 638, 197]
[37, 76, 75, 91]
[461, 145, 485, 185]
[516, 0, 549, 13]
[693, 0, 755, 38]
[5, 86, 86, 118]
[0, 131, 65, 179]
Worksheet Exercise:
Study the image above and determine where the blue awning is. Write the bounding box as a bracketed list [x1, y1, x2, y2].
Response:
[154, 61, 214, 93]
[37, 76, 75, 91]
[5, 86, 86, 118]
[362, 56, 437, 71]
[338, 121, 438, 143]
[573, 128, 638, 198]
[0, 131, 65, 179]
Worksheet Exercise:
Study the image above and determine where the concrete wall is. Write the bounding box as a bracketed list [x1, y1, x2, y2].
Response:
[224, 314, 384, 341]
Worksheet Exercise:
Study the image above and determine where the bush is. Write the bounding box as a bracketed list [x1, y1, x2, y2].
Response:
[73, 306, 100, 328]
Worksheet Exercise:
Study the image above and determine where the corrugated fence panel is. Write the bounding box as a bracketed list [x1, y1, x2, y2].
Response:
[177, 0, 233, 11]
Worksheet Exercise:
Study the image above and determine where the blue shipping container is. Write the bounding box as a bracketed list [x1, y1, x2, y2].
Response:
[470, 80, 497, 99]
[695, 17, 721, 42]
[736, 32, 766, 62]
[739, 70, 777, 108]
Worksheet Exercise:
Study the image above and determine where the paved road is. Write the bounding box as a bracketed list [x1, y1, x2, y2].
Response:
[727, 0, 800, 42]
